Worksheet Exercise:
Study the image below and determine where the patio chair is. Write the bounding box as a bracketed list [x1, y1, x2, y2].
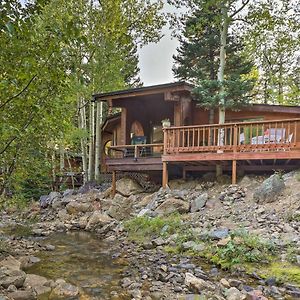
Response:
[125, 136, 147, 158]
[265, 128, 286, 143]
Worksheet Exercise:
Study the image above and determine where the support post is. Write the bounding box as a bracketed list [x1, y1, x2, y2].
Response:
[162, 162, 168, 188]
[232, 160, 237, 184]
[112, 171, 116, 197]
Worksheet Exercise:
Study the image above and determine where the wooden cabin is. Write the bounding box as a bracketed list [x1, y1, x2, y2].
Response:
[93, 82, 300, 194]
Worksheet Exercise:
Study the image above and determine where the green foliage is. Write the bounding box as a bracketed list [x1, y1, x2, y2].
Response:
[0, 0, 165, 197]
[0, 194, 29, 211]
[173, 3, 255, 110]
[124, 214, 183, 241]
[260, 262, 300, 286]
[209, 229, 276, 268]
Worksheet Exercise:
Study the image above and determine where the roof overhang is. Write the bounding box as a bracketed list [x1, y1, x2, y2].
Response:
[93, 81, 194, 102]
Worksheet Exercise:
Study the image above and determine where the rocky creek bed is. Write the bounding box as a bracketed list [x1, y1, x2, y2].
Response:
[0, 171, 300, 299]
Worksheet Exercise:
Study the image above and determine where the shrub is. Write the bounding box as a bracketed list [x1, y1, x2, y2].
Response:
[210, 229, 276, 268]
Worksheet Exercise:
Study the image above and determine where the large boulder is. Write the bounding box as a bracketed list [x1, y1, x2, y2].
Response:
[24, 274, 51, 296]
[116, 178, 143, 196]
[155, 198, 189, 216]
[66, 201, 92, 215]
[184, 272, 215, 292]
[190, 193, 208, 213]
[51, 279, 79, 298]
[7, 290, 36, 300]
[0, 256, 21, 271]
[253, 174, 285, 203]
[85, 211, 112, 230]
[107, 194, 137, 221]
[0, 267, 26, 288]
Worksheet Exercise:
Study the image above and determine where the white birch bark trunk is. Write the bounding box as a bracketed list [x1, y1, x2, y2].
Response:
[78, 98, 88, 184]
[88, 100, 95, 181]
[94, 101, 102, 181]
[216, 3, 229, 176]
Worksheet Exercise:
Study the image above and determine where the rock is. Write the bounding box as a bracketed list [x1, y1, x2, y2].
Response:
[57, 209, 72, 222]
[0, 267, 26, 288]
[7, 291, 36, 300]
[85, 211, 112, 230]
[253, 174, 285, 203]
[24, 274, 48, 288]
[78, 215, 89, 229]
[49, 191, 61, 202]
[51, 279, 79, 298]
[116, 178, 143, 196]
[66, 201, 92, 215]
[107, 194, 135, 221]
[190, 193, 208, 213]
[225, 287, 245, 300]
[45, 244, 55, 251]
[217, 237, 231, 246]
[39, 195, 50, 209]
[209, 228, 230, 240]
[24, 274, 50, 296]
[220, 278, 231, 288]
[184, 272, 215, 292]
[155, 198, 189, 216]
[182, 241, 205, 252]
[0, 256, 21, 271]
[19, 256, 40, 269]
[63, 189, 75, 197]
[7, 285, 17, 292]
[152, 237, 166, 247]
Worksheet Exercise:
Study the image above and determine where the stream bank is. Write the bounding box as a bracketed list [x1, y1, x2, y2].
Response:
[0, 171, 300, 299]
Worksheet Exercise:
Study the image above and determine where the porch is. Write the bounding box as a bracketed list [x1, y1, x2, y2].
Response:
[106, 118, 300, 193]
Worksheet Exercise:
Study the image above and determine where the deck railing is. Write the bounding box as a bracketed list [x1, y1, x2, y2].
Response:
[164, 118, 300, 154]
[108, 143, 164, 159]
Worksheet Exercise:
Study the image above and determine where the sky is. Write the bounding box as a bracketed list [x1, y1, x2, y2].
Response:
[138, 1, 185, 86]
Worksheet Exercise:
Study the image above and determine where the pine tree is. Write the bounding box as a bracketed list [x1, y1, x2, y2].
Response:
[173, 6, 255, 112]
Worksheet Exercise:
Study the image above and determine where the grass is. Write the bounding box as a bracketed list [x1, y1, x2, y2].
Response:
[124, 214, 185, 242]
[259, 262, 300, 286]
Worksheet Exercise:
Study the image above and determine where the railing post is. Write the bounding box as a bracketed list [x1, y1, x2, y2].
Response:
[134, 145, 138, 161]
[232, 124, 238, 185]
[163, 128, 167, 155]
[233, 124, 238, 152]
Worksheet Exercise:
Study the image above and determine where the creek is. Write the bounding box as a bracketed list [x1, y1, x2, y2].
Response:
[26, 231, 129, 300]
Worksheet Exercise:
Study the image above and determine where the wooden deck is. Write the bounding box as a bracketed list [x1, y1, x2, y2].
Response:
[106, 118, 300, 192]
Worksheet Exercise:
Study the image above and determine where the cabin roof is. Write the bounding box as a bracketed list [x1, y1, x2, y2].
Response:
[93, 81, 193, 101]
[250, 103, 300, 114]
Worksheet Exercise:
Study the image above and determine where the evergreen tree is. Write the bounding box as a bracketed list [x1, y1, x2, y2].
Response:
[173, 7, 255, 111]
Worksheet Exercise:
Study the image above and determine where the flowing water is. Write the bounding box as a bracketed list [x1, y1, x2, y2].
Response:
[26, 231, 129, 300]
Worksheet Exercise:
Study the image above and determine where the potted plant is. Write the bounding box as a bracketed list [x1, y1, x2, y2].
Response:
[161, 118, 171, 128]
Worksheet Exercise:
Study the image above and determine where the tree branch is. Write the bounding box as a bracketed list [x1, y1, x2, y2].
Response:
[0, 112, 35, 155]
[0, 74, 37, 110]
[0, 52, 54, 111]
[230, 0, 250, 18]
